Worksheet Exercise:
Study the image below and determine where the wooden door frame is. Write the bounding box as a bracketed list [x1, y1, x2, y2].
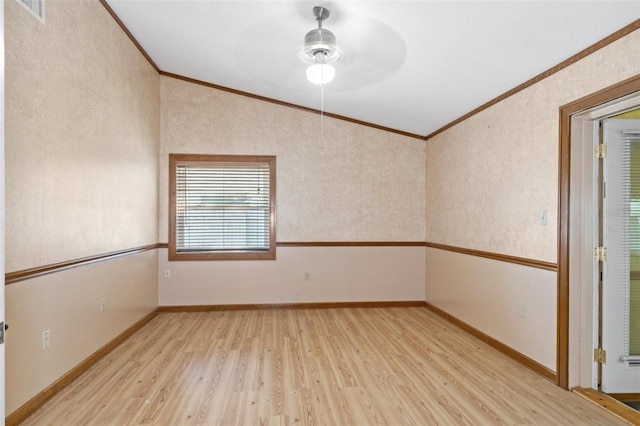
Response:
[558, 74, 640, 389]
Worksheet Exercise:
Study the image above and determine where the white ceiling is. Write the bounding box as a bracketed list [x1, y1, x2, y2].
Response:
[106, 1, 640, 137]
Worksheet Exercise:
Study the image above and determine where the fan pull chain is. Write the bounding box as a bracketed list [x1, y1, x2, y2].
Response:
[320, 82, 325, 145]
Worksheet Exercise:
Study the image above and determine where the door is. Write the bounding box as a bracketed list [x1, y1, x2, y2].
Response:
[601, 117, 640, 393]
[1, 3, 6, 419]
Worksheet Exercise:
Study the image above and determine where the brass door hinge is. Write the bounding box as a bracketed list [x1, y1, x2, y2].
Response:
[594, 348, 607, 364]
[595, 144, 608, 159]
[594, 247, 607, 262]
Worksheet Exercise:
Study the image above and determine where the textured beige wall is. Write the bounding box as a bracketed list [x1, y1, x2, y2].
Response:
[426, 248, 557, 370]
[5, 0, 160, 272]
[159, 77, 426, 305]
[159, 247, 425, 306]
[426, 29, 640, 262]
[5, 0, 160, 416]
[425, 28, 640, 373]
[6, 250, 158, 415]
[160, 76, 425, 244]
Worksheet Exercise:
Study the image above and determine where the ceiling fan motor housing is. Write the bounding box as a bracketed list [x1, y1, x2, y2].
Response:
[302, 6, 342, 64]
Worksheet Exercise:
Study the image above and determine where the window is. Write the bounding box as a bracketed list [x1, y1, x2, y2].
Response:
[169, 154, 276, 260]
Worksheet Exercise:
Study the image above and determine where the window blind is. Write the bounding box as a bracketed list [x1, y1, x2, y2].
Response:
[175, 162, 271, 253]
[627, 132, 640, 356]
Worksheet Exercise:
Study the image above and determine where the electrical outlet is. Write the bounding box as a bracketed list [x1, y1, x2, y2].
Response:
[164, 269, 171, 278]
[100, 298, 106, 313]
[518, 304, 526, 319]
[42, 329, 50, 350]
[304, 272, 310, 281]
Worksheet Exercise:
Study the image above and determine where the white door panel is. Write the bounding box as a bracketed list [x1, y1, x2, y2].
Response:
[1, 4, 6, 419]
[601, 118, 640, 393]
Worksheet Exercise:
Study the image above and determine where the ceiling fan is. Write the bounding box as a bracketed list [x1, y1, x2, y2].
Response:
[301, 6, 342, 85]
[233, 3, 405, 94]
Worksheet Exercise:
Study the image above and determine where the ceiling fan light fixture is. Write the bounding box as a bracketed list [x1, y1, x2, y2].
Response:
[302, 6, 341, 84]
[306, 53, 335, 85]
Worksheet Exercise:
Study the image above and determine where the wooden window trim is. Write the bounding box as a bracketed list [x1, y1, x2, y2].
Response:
[169, 154, 276, 261]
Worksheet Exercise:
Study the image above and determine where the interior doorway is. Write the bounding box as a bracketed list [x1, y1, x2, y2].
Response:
[597, 114, 640, 405]
[561, 77, 640, 404]
[0, 2, 5, 419]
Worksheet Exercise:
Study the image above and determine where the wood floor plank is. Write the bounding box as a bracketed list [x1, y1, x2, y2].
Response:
[19, 307, 630, 425]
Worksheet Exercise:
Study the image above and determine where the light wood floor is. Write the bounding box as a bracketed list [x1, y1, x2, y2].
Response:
[22, 307, 627, 425]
